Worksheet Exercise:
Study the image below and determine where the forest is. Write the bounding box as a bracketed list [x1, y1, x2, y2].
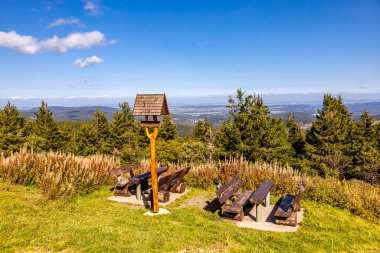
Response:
[0, 89, 379, 185]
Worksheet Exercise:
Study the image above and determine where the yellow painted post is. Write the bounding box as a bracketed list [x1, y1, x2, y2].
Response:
[145, 127, 159, 213]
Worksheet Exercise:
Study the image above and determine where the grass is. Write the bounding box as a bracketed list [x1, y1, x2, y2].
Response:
[1, 182, 379, 252]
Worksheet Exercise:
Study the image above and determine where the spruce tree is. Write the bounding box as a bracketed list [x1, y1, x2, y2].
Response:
[188, 118, 214, 161]
[349, 111, 380, 183]
[110, 102, 142, 161]
[32, 101, 63, 151]
[73, 123, 98, 156]
[159, 115, 178, 141]
[0, 102, 26, 155]
[91, 109, 111, 154]
[284, 113, 309, 171]
[220, 89, 292, 163]
[306, 94, 352, 178]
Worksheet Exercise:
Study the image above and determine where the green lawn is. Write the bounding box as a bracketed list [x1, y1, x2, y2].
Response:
[0, 182, 379, 253]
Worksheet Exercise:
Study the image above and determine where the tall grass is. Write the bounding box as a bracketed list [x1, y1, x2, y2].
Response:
[0, 149, 119, 199]
[1, 151, 379, 222]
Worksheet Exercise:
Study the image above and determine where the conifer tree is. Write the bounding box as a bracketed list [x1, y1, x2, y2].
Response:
[285, 113, 309, 172]
[306, 94, 352, 178]
[91, 110, 111, 154]
[349, 111, 380, 183]
[188, 118, 214, 161]
[110, 102, 142, 161]
[73, 123, 98, 156]
[0, 102, 26, 154]
[215, 118, 240, 157]
[32, 101, 63, 151]
[159, 115, 178, 141]
[217, 89, 292, 163]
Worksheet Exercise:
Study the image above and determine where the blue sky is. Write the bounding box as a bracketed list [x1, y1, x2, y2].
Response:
[0, 0, 379, 98]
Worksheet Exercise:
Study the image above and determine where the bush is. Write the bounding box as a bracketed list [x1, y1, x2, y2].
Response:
[306, 177, 380, 222]
[0, 149, 119, 199]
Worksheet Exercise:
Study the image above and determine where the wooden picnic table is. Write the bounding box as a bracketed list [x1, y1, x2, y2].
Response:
[132, 167, 168, 200]
[249, 181, 274, 222]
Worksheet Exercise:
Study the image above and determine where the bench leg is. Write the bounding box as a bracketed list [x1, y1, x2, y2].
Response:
[265, 192, 270, 208]
[256, 204, 263, 222]
[136, 184, 141, 200]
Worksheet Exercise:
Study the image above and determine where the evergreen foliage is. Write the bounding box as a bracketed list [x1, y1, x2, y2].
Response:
[349, 111, 380, 183]
[0, 102, 26, 155]
[31, 101, 63, 151]
[306, 94, 353, 178]
[216, 89, 292, 164]
[158, 115, 178, 141]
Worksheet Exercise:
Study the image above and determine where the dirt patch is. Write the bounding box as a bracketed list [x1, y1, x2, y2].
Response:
[178, 195, 209, 209]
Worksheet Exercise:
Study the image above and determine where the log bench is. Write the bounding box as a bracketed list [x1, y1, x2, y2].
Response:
[249, 181, 274, 222]
[274, 180, 306, 227]
[216, 175, 254, 221]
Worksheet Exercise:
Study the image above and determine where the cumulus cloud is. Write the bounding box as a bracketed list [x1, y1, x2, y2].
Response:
[47, 17, 84, 28]
[82, 0, 101, 16]
[0, 30, 109, 54]
[0, 31, 40, 54]
[74, 56, 104, 68]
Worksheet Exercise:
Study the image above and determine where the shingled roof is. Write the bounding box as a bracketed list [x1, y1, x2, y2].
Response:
[132, 94, 169, 116]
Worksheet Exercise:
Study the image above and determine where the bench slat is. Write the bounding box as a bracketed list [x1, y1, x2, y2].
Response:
[216, 175, 243, 204]
[223, 190, 254, 214]
[274, 194, 295, 218]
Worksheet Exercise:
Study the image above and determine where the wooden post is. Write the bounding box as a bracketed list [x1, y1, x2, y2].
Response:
[145, 127, 159, 213]
[265, 192, 270, 208]
[136, 183, 142, 200]
[256, 204, 263, 222]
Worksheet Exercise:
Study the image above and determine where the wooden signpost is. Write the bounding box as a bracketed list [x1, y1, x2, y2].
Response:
[132, 94, 169, 213]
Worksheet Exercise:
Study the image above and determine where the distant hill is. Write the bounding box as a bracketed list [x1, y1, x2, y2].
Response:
[20, 102, 380, 125]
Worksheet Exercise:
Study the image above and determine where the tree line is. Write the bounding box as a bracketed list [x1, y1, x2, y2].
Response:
[0, 89, 379, 184]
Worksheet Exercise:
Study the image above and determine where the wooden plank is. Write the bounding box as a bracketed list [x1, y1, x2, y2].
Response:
[216, 175, 243, 204]
[222, 190, 254, 214]
[249, 181, 274, 205]
[293, 180, 306, 212]
[275, 212, 297, 227]
[274, 194, 295, 218]
[169, 167, 190, 193]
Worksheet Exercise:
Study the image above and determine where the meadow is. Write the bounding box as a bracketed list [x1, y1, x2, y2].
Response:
[1, 151, 380, 252]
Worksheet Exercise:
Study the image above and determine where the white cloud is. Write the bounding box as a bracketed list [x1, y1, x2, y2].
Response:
[41, 31, 106, 53]
[0, 30, 110, 54]
[47, 17, 84, 28]
[74, 56, 104, 68]
[82, 0, 101, 16]
[0, 31, 40, 54]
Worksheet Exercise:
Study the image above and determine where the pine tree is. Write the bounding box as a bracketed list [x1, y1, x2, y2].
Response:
[91, 109, 111, 154]
[285, 113, 309, 172]
[159, 115, 178, 141]
[0, 102, 26, 155]
[110, 102, 142, 162]
[218, 89, 292, 163]
[306, 94, 353, 178]
[285, 113, 305, 155]
[214, 118, 241, 157]
[32, 101, 63, 151]
[73, 123, 98, 156]
[188, 118, 214, 161]
[349, 111, 380, 183]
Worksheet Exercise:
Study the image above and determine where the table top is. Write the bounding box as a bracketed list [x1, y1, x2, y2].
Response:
[249, 181, 274, 205]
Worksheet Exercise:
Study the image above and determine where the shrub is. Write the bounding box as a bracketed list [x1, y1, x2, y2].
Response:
[0, 149, 119, 199]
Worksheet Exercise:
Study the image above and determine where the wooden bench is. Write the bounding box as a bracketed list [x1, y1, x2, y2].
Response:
[274, 180, 306, 227]
[249, 181, 274, 222]
[143, 173, 174, 203]
[168, 167, 191, 193]
[143, 167, 191, 203]
[114, 167, 168, 198]
[216, 175, 254, 221]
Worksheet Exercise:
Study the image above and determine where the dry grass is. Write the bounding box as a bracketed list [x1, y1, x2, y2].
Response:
[0, 149, 119, 199]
